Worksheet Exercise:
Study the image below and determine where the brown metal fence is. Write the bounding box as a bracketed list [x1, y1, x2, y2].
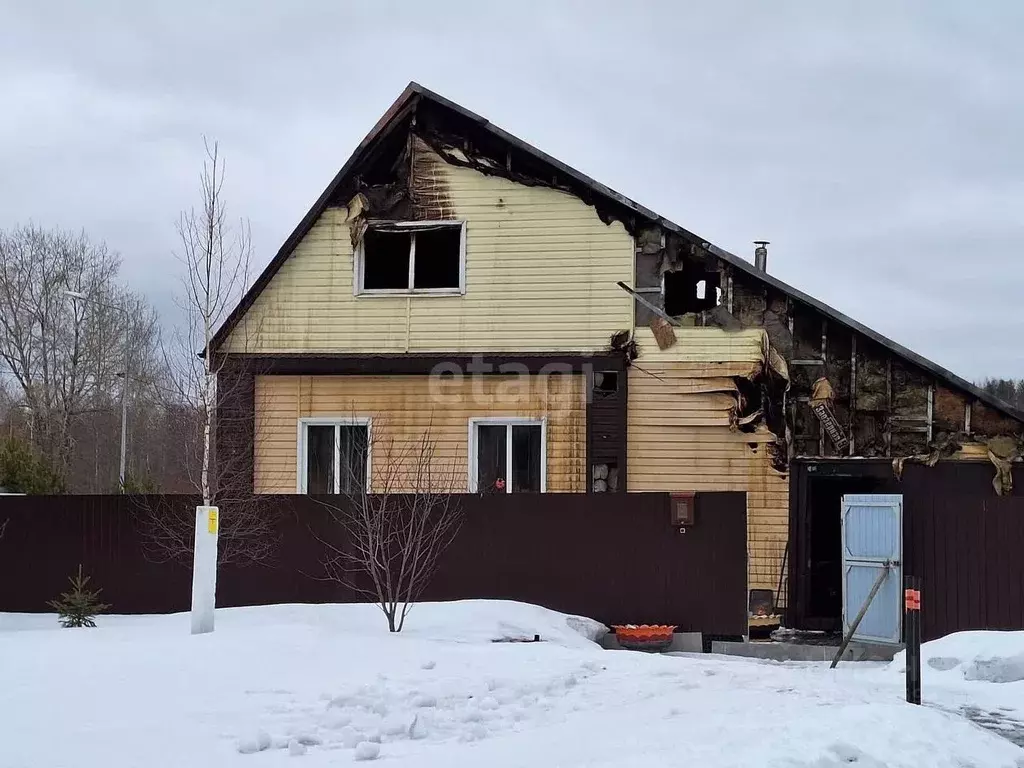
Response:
[903, 462, 1024, 641]
[0, 491, 748, 635]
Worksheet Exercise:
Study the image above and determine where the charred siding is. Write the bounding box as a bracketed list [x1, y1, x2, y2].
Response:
[587, 369, 627, 492]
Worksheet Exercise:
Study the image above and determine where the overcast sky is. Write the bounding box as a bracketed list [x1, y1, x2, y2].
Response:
[2, 1, 1022, 379]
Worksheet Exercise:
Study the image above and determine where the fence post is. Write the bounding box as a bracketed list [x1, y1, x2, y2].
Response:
[904, 575, 921, 705]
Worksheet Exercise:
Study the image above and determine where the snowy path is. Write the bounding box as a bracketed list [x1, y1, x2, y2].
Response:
[2, 602, 1022, 767]
[957, 706, 1024, 747]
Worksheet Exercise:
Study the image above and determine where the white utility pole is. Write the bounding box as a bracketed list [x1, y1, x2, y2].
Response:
[64, 289, 129, 491]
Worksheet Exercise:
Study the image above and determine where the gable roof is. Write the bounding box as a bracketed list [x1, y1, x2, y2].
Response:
[212, 82, 1024, 424]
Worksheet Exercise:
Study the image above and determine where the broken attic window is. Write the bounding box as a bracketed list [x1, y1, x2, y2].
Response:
[360, 222, 464, 293]
[594, 371, 619, 395]
[414, 226, 462, 289]
[663, 270, 721, 316]
[362, 229, 410, 290]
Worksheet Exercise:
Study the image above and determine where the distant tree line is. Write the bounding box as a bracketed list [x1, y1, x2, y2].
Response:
[0, 225, 200, 494]
[980, 378, 1024, 411]
[0, 140, 255, 506]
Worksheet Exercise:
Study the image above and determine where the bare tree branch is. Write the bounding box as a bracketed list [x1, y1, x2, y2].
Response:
[312, 417, 465, 632]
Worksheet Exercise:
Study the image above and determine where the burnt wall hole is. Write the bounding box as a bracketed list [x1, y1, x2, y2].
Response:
[664, 270, 721, 316]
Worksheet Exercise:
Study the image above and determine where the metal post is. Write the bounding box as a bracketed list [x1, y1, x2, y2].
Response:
[64, 290, 130, 492]
[905, 575, 922, 704]
[119, 303, 128, 492]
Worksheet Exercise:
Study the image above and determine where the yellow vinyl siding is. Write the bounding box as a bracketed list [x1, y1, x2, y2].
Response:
[631, 327, 769, 370]
[254, 373, 586, 494]
[627, 328, 790, 603]
[225, 142, 634, 353]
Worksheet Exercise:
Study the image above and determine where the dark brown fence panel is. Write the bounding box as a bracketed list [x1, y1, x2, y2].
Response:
[0, 495, 197, 614]
[0, 491, 747, 635]
[901, 462, 1024, 641]
[426, 492, 746, 634]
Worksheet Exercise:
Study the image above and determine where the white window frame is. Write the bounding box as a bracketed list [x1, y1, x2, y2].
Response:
[354, 220, 467, 296]
[296, 417, 372, 494]
[467, 417, 547, 494]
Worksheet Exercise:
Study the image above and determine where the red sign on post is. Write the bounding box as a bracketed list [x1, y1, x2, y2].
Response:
[904, 588, 921, 611]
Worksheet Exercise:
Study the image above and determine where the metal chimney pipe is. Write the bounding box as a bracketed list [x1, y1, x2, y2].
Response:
[754, 241, 770, 272]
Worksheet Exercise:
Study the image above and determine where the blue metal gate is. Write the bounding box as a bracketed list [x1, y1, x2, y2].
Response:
[841, 494, 902, 644]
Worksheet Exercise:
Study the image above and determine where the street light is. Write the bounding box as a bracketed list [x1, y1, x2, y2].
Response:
[64, 289, 129, 492]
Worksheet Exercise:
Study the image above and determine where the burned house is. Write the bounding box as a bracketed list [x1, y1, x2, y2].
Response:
[210, 83, 1024, 640]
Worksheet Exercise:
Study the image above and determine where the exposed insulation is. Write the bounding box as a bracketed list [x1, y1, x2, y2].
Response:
[891, 360, 930, 419]
[791, 309, 822, 360]
[934, 385, 968, 434]
[971, 401, 1024, 437]
[732, 281, 767, 328]
[410, 137, 457, 220]
[854, 343, 889, 412]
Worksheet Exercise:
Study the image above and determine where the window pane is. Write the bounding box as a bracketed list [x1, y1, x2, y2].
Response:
[413, 226, 461, 289]
[363, 229, 411, 290]
[306, 425, 334, 494]
[338, 425, 368, 494]
[511, 425, 542, 493]
[476, 425, 506, 493]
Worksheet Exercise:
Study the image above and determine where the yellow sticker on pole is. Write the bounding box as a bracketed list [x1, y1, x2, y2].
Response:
[207, 508, 218, 535]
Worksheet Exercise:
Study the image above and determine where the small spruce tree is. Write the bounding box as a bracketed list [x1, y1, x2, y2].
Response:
[47, 565, 110, 628]
[0, 437, 64, 494]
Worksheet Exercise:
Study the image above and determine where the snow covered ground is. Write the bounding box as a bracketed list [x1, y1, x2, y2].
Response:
[888, 631, 1024, 746]
[2, 601, 1023, 768]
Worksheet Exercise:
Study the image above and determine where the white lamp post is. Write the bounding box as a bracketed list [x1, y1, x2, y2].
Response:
[64, 289, 129, 492]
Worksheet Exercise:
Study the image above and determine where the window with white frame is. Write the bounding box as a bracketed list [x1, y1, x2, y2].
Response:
[469, 419, 545, 493]
[298, 419, 370, 494]
[356, 221, 465, 294]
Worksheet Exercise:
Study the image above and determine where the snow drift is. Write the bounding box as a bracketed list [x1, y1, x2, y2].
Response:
[891, 630, 1024, 684]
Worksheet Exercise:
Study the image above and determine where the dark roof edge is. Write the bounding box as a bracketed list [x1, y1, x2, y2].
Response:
[212, 81, 1023, 424]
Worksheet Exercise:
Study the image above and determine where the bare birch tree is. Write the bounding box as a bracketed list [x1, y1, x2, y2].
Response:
[174, 138, 250, 506]
[134, 138, 277, 565]
[312, 420, 465, 632]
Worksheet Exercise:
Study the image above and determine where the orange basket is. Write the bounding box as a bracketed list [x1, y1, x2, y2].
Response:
[612, 624, 676, 651]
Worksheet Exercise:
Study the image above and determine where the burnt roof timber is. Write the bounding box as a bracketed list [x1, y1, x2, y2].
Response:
[211, 81, 1023, 424]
